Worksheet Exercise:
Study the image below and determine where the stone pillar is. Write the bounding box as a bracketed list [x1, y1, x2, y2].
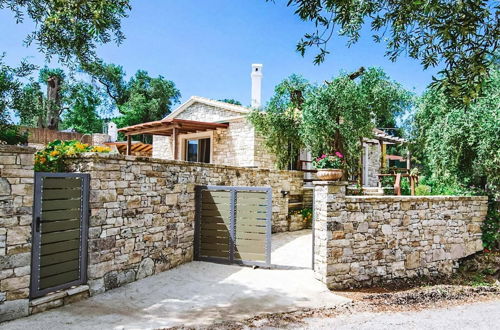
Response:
[313, 181, 348, 287]
[0, 145, 36, 322]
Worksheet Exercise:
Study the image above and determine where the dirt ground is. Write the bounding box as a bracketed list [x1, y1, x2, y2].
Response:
[193, 285, 500, 330]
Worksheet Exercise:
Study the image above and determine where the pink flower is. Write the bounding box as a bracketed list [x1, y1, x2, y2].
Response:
[335, 152, 344, 158]
[321, 154, 326, 159]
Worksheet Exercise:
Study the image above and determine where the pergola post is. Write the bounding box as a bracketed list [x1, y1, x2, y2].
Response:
[172, 127, 179, 160]
[126, 135, 132, 156]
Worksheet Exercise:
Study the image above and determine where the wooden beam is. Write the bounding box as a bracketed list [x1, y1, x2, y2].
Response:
[172, 127, 179, 160]
[126, 135, 132, 156]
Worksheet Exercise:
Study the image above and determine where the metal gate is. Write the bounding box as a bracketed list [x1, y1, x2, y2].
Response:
[30, 172, 90, 298]
[194, 186, 272, 267]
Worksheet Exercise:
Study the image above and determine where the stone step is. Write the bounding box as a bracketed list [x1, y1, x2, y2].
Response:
[362, 187, 384, 196]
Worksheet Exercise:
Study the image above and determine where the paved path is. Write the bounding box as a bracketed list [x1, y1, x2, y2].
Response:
[3, 261, 348, 329]
[297, 299, 500, 329]
[271, 229, 312, 269]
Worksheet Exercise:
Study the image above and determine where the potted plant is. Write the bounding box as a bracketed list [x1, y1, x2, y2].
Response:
[312, 152, 344, 181]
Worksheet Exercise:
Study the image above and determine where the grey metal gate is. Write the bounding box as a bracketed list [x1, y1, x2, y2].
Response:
[195, 186, 272, 267]
[30, 172, 90, 298]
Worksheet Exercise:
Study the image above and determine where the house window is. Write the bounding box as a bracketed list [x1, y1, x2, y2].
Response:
[185, 138, 211, 163]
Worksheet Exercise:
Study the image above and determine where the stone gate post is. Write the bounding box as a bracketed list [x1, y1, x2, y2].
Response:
[313, 181, 348, 286]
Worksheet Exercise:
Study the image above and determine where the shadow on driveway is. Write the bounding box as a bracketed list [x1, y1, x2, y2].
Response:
[4, 261, 349, 329]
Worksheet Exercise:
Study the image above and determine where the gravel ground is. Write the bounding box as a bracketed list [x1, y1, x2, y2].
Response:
[296, 299, 500, 329]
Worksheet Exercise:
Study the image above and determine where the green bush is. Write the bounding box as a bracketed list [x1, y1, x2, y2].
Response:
[482, 197, 499, 251]
[415, 184, 431, 195]
[0, 125, 28, 145]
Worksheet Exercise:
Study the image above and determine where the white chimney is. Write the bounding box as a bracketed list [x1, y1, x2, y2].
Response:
[107, 122, 118, 142]
[251, 64, 263, 108]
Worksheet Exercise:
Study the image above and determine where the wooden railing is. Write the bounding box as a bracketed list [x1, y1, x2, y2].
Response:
[378, 172, 418, 196]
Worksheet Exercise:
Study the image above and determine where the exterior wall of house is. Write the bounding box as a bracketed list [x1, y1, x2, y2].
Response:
[313, 181, 487, 289]
[212, 119, 256, 167]
[151, 102, 277, 169]
[152, 135, 173, 160]
[173, 102, 243, 122]
[364, 142, 381, 187]
[254, 133, 277, 169]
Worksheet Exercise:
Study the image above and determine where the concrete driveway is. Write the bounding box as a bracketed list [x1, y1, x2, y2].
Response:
[272, 229, 312, 269]
[3, 231, 347, 329]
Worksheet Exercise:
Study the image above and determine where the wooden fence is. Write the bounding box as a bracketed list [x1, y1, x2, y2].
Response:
[19, 127, 92, 145]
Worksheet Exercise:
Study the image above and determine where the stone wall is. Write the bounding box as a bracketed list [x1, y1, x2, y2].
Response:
[313, 181, 487, 289]
[0, 146, 35, 322]
[65, 154, 304, 296]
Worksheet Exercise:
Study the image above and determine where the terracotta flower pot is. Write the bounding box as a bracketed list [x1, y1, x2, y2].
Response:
[316, 168, 343, 181]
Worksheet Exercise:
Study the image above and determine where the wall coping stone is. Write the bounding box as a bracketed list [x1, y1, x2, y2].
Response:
[344, 195, 488, 202]
[0, 145, 36, 154]
[68, 153, 304, 176]
[313, 181, 349, 186]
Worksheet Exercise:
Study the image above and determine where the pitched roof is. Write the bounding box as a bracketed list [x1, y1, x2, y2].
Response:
[165, 96, 251, 120]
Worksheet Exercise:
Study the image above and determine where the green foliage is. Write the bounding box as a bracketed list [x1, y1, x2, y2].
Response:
[85, 62, 181, 142]
[482, 197, 499, 251]
[415, 184, 431, 196]
[218, 99, 242, 105]
[11, 82, 45, 127]
[0, 54, 36, 127]
[248, 74, 310, 169]
[250, 69, 412, 171]
[400, 177, 410, 196]
[411, 66, 500, 193]
[34, 140, 111, 172]
[1, 0, 131, 65]
[61, 83, 103, 134]
[0, 124, 28, 145]
[380, 176, 395, 188]
[279, 0, 499, 104]
[302, 75, 371, 174]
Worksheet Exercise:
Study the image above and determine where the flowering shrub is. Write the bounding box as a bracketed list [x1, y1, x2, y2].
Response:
[289, 208, 313, 227]
[312, 152, 344, 169]
[35, 140, 111, 172]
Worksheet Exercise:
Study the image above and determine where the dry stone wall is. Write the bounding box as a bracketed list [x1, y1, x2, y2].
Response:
[313, 181, 487, 289]
[65, 154, 304, 296]
[0, 146, 35, 322]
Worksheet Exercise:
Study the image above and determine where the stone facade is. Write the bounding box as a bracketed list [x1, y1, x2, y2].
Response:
[313, 181, 487, 289]
[152, 101, 277, 169]
[363, 142, 381, 187]
[0, 145, 35, 322]
[65, 153, 304, 296]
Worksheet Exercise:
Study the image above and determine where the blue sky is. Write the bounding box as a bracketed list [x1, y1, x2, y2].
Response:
[0, 0, 440, 109]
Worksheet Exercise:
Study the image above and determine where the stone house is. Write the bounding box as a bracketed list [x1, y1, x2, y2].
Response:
[118, 64, 407, 189]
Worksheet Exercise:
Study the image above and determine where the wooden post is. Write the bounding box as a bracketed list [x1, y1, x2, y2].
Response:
[172, 127, 179, 160]
[359, 138, 363, 186]
[395, 173, 401, 196]
[410, 176, 415, 196]
[126, 135, 132, 156]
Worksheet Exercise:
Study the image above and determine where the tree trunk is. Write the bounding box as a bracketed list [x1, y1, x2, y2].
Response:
[45, 76, 62, 130]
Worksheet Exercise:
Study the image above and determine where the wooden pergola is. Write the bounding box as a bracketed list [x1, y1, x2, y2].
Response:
[117, 118, 229, 158]
[104, 141, 153, 156]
